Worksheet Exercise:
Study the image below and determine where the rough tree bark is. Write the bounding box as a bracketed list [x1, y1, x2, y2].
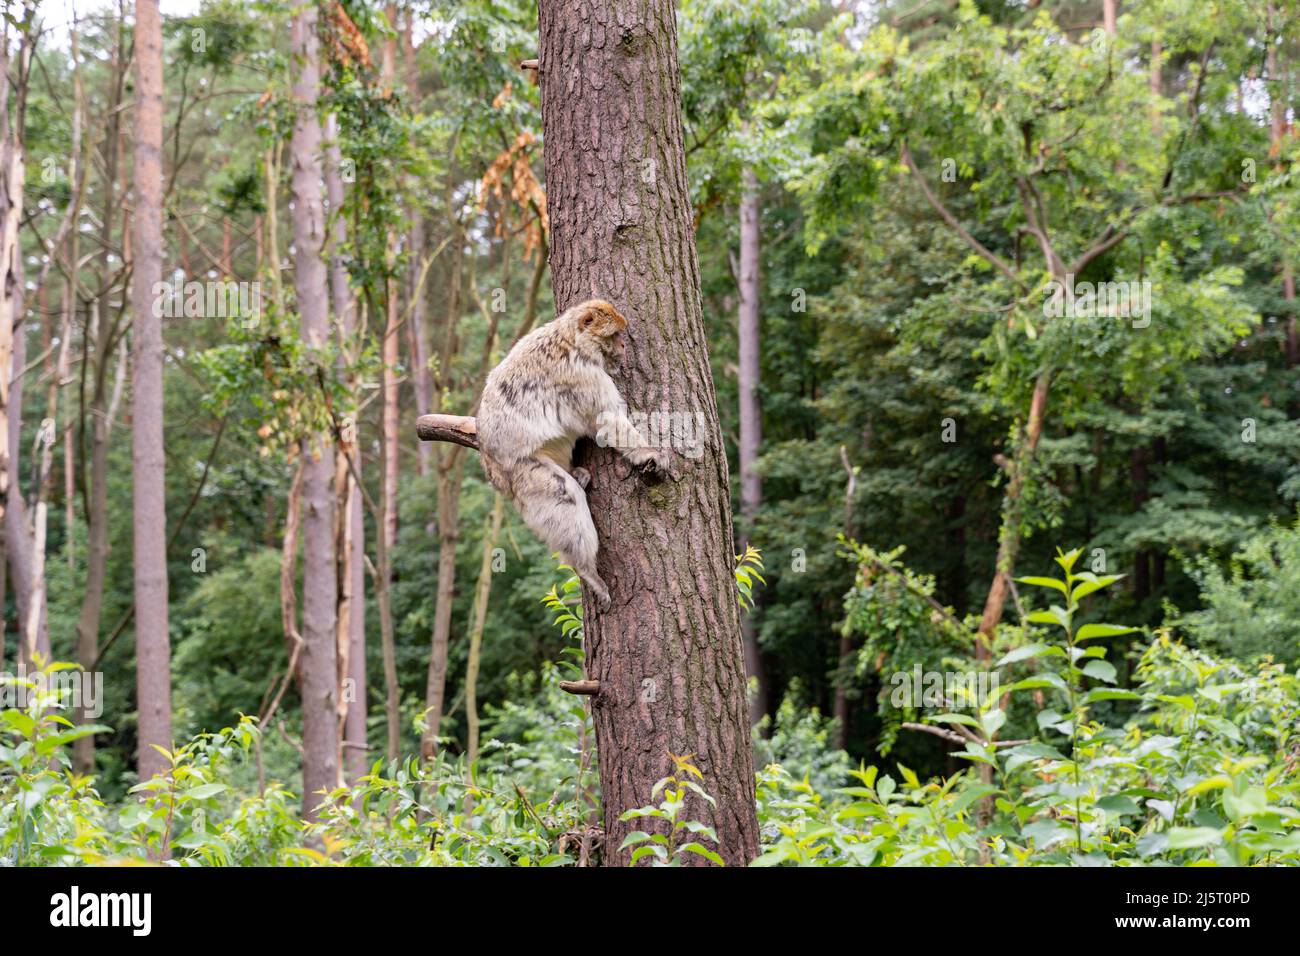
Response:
[537, 0, 759, 866]
[131, 0, 172, 784]
[290, 1, 340, 818]
[736, 163, 767, 725]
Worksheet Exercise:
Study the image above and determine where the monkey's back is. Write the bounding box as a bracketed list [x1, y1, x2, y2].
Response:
[477, 317, 593, 485]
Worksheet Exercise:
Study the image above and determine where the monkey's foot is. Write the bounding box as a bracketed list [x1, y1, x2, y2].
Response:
[572, 466, 592, 491]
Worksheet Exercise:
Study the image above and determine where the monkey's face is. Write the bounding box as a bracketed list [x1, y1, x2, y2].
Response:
[604, 331, 628, 364]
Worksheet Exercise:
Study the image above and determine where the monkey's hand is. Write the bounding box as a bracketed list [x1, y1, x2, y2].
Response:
[626, 446, 678, 481]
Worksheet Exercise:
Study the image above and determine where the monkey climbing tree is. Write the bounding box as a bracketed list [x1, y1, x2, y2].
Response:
[416, 0, 760, 866]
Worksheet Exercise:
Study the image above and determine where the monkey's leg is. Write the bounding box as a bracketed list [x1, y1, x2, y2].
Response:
[516, 457, 611, 610]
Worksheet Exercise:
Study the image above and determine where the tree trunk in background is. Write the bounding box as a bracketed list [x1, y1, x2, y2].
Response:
[538, 0, 760, 866]
[1102, 0, 1117, 36]
[737, 163, 767, 726]
[464, 494, 505, 770]
[403, 11, 434, 477]
[832, 446, 858, 751]
[131, 0, 172, 785]
[420, 228, 468, 761]
[1267, 3, 1297, 367]
[421, 463, 462, 759]
[381, 8, 401, 568]
[0, 7, 33, 670]
[976, 369, 1050, 649]
[74, 9, 126, 775]
[1131, 445, 1150, 602]
[324, 111, 368, 784]
[290, 2, 339, 818]
[7, 258, 51, 668]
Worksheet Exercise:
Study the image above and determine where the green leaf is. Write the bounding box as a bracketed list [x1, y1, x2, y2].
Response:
[997, 643, 1051, 667]
[1075, 623, 1138, 642]
[629, 844, 667, 865]
[1081, 660, 1117, 684]
[1096, 794, 1140, 815]
[1004, 673, 1068, 694]
[950, 784, 998, 815]
[186, 783, 228, 800]
[1082, 688, 1141, 704]
[677, 842, 725, 865]
[618, 831, 654, 849]
[1070, 574, 1123, 602]
[930, 712, 980, 728]
[1165, 827, 1222, 850]
[1016, 576, 1068, 596]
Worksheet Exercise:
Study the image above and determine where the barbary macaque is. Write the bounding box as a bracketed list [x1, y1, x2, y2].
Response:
[476, 299, 673, 609]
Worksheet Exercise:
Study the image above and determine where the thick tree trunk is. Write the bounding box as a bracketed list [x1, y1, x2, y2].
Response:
[290, 2, 339, 818]
[538, 0, 759, 866]
[737, 164, 767, 726]
[131, 0, 172, 785]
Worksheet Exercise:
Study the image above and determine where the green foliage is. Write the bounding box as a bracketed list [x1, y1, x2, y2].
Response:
[1176, 517, 1300, 668]
[619, 754, 725, 867]
[4, 544, 1298, 867]
[752, 690, 851, 795]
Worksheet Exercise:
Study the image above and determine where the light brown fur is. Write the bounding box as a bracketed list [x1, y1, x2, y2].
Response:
[476, 299, 671, 609]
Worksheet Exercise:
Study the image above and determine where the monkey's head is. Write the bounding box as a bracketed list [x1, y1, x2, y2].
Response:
[569, 299, 629, 365]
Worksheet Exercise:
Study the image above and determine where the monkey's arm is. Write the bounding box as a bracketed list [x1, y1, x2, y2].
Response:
[588, 374, 674, 476]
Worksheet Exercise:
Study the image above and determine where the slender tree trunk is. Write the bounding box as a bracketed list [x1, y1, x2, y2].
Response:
[976, 369, 1051, 647]
[376, 363, 402, 761]
[323, 111, 368, 784]
[381, 9, 401, 564]
[290, 2, 339, 818]
[74, 298, 112, 774]
[131, 0, 172, 785]
[420, 233, 466, 761]
[1267, 4, 1297, 367]
[737, 163, 767, 726]
[538, 0, 760, 866]
[464, 494, 505, 769]
[0, 6, 34, 670]
[1131, 445, 1150, 602]
[7, 279, 51, 668]
[402, 11, 434, 477]
[1102, 0, 1117, 36]
[832, 446, 858, 751]
[73, 3, 126, 776]
[421, 463, 462, 759]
